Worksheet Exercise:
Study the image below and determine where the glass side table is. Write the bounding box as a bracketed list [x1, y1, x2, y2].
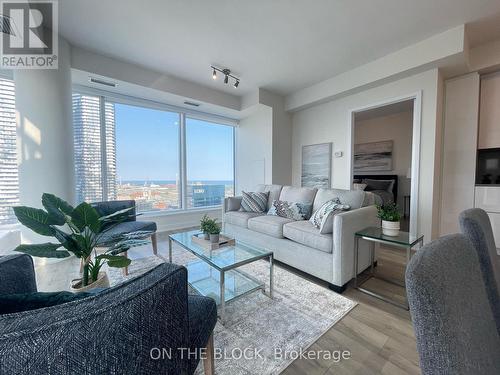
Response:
[354, 226, 424, 310]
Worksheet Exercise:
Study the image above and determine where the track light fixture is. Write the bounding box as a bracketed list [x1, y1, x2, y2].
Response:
[210, 65, 240, 88]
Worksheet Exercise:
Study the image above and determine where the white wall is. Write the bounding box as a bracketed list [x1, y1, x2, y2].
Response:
[14, 37, 74, 243]
[292, 69, 441, 242]
[354, 111, 413, 208]
[236, 105, 273, 193]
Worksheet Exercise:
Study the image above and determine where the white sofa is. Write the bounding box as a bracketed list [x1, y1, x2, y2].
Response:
[222, 184, 379, 292]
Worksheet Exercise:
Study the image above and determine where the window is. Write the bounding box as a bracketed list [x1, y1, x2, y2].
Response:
[113, 102, 180, 212]
[72, 91, 235, 213]
[0, 78, 17, 225]
[186, 118, 234, 208]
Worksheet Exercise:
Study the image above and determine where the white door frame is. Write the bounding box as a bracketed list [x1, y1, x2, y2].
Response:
[347, 91, 422, 236]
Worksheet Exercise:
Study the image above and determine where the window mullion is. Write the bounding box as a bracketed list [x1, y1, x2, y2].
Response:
[180, 113, 187, 210]
[99, 96, 108, 201]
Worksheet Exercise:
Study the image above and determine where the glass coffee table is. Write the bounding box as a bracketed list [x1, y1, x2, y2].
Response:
[354, 227, 424, 310]
[168, 230, 274, 323]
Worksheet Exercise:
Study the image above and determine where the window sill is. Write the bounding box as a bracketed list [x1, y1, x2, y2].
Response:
[138, 206, 222, 219]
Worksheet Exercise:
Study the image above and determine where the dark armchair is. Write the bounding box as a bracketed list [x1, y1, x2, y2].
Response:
[0, 254, 217, 375]
[92, 200, 158, 275]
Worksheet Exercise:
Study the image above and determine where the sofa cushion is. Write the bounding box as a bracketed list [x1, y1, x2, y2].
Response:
[240, 191, 269, 212]
[312, 188, 367, 212]
[255, 184, 283, 209]
[224, 211, 264, 228]
[283, 221, 333, 253]
[248, 215, 294, 238]
[279, 186, 317, 209]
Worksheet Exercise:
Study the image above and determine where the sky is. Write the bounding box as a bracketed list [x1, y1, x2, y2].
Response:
[114, 103, 234, 182]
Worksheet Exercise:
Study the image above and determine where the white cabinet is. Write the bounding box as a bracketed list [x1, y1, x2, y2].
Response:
[475, 186, 500, 249]
[478, 72, 500, 149]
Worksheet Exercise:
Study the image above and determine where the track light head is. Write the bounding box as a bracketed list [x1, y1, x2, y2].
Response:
[212, 69, 217, 80]
[224, 75, 229, 84]
[234, 80, 239, 88]
[211, 66, 240, 88]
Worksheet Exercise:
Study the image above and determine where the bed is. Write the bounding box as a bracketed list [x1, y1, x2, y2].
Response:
[353, 174, 398, 205]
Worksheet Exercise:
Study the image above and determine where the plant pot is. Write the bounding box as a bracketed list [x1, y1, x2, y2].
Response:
[204, 232, 210, 240]
[209, 234, 220, 243]
[382, 220, 400, 237]
[71, 272, 110, 293]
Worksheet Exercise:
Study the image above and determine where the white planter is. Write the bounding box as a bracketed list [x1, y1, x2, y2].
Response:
[71, 272, 110, 293]
[382, 220, 400, 236]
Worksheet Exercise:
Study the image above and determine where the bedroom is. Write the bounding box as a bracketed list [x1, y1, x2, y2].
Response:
[352, 99, 414, 232]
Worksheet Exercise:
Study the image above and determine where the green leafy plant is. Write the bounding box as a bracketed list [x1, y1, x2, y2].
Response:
[13, 193, 153, 287]
[200, 214, 211, 234]
[205, 219, 221, 235]
[376, 202, 401, 222]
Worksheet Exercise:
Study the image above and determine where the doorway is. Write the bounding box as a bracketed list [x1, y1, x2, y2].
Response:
[349, 94, 421, 236]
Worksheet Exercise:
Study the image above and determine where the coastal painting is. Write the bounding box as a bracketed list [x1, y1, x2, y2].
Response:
[301, 143, 332, 188]
[354, 140, 393, 172]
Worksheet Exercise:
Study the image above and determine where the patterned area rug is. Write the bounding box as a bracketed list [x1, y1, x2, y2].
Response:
[108, 250, 356, 375]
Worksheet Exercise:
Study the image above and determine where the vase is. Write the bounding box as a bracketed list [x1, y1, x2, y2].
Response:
[71, 272, 110, 292]
[382, 220, 400, 236]
[204, 232, 210, 240]
[210, 234, 220, 243]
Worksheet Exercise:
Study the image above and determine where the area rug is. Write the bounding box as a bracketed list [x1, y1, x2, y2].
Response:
[108, 249, 357, 375]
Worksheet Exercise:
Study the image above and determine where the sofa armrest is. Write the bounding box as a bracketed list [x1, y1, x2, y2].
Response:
[332, 205, 379, 286]
[0, 254, 37, 296]
[223, 196, 242, 214]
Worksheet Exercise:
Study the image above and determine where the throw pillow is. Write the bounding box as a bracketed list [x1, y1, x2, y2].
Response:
[240, 191, 269, 213]
[0, 291, 93, 315]
[267, 200, 312, 221]
[309, 199, 351, 234]
[353, 183, 367, 191]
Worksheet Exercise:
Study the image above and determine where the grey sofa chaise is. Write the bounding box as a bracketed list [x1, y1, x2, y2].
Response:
[0, 254, 217, 375]
[223, 184, 379, 292]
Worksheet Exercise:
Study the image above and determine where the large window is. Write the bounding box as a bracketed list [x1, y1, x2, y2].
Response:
[114, 103, 180, 211]
[73, 91, 235, 213]
[186, 118, 234, 208]
[0, 77, 17, 225]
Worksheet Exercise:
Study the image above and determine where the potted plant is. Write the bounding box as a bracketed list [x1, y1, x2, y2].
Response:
[13, 193, 153, 292]
[376, 202, 401, 236]
[205, 219, 221, 243]
[200, 214, 211, 240]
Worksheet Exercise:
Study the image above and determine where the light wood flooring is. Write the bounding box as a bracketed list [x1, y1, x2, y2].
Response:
[34, 231, 419, 375]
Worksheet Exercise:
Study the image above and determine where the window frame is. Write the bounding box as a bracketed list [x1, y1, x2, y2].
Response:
[72, 84, 237, 215]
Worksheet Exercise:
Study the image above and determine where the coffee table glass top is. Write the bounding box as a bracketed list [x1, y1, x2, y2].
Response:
[169, 230, 272, 271]
[355, 226, 424, 247]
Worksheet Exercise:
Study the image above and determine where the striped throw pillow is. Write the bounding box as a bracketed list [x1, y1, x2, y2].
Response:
[309, 198, 350, 234]
[240, 191, 269, 212]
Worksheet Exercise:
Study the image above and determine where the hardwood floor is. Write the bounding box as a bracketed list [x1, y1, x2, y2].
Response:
[34, 232, 420, 375]
[282, 244, 420, 375]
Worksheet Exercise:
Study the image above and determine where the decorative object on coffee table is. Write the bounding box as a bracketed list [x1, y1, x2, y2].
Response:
[354, 226, 424, 309]
[200, 214, 211, 240]
[191, 232, 235, 250]
[377, 202, 401, 236]
[13, 193, 153, 292]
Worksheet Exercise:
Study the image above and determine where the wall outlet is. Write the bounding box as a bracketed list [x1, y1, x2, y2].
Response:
[334, 151, 343, 158]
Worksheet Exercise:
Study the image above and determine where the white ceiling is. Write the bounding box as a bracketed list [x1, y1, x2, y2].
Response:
[59, 0, 500, 97]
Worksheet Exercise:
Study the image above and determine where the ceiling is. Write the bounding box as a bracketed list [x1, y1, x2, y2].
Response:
[355, 100, 414, 122]
[59, 0, 500, 97]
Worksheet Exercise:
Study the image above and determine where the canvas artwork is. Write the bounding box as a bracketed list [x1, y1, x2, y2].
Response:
[354, 140, 393, 172]
[301, 143, 332, 188]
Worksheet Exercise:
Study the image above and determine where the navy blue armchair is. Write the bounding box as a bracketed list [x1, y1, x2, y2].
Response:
[91, 200, 158, 275]
[0, 254, 217, 375]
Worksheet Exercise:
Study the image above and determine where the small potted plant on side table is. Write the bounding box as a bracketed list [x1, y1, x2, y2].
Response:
[376, 202, 401, 236]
